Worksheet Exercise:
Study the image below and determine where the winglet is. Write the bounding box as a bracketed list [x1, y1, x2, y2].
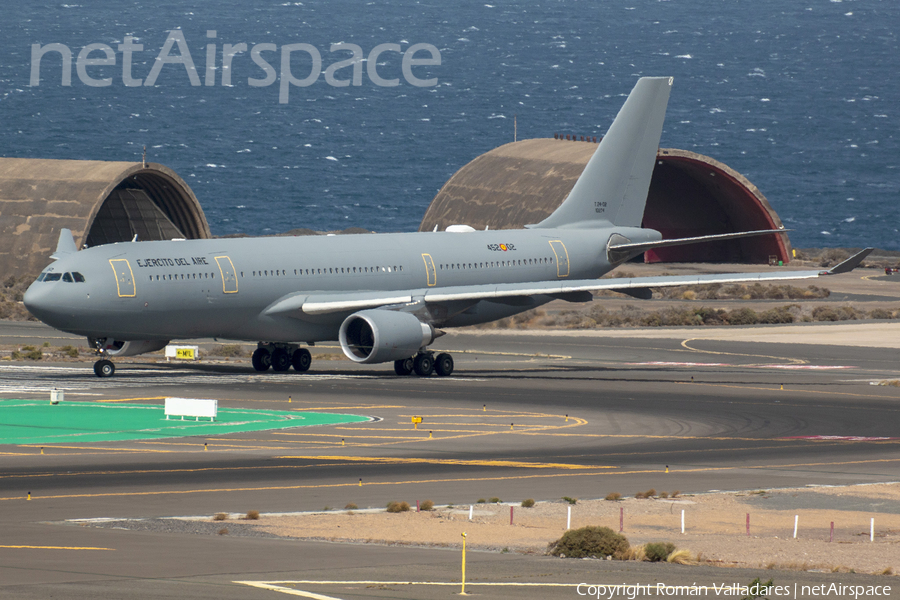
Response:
[49, 229, 77, 260]
[824, 247, 874, 275]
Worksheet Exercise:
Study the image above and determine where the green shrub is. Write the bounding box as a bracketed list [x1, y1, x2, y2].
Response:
[476, 498, 486, 504]
[521, 498, 535, 508]
[548, 526, 629, 559]
[58, 345, 79, 358]
[562, 496, 578, 505]
[645, 542, 676, 562]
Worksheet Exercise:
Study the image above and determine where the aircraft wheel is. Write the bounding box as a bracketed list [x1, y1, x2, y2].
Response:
[93, 359, 115, 378]
[251, 348, 271, 372]
[413, 353, 434, 377]
[394, 357, 414, 376]
[271, 348, 291, 372]
[434, 353, 454, 377]
[292, 348, 312, 372]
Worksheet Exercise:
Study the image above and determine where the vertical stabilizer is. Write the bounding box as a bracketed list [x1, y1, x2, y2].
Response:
[49, 228, 77, 260]
[536, 77, 672, 229]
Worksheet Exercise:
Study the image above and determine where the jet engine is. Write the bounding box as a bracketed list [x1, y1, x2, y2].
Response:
[339, 309, 435, 364]
[88, 338, 170, 357]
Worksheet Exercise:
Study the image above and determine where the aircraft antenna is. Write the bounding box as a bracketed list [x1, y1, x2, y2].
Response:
[514, 114, 517, 142]
[142, 145, 147, 168]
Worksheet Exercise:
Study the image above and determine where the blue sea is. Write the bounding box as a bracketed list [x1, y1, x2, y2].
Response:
[1, 0, 897, 249]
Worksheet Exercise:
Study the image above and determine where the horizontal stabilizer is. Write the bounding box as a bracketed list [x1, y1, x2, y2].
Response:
[608, 229, 788, 263]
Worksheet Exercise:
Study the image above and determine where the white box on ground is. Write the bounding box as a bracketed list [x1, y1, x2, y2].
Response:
[50, 389, 64, 404]
[165, 397, 217, 421]
[165, 345, 200, 361]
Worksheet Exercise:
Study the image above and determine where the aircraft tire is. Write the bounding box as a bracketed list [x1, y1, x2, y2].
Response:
[292, 348, 312, 372]
[271, 348, 291, 372]
[434, 353, 454, 377]
[394, 357, 414, 376]
[413, 353, 434, 377]
[94, 359, 115, 378]
[251, 348, 271, 372]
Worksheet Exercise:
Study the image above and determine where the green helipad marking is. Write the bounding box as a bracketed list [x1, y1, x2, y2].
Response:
[0, 399, 370, 445]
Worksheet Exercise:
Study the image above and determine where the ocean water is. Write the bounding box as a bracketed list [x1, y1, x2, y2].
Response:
[0, 0, 897, 249]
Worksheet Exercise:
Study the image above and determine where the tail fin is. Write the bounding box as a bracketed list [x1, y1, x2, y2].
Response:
[49, 228, 77, 260]
[535, 77, 672, 229]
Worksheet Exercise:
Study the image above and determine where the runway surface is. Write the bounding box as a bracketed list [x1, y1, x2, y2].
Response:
[1, 322, 898, 598]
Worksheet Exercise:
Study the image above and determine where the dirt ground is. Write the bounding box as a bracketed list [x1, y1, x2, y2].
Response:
[230, 483, 900, 577]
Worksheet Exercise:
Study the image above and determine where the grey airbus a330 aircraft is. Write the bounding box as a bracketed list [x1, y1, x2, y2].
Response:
[23, 77, 871, 377]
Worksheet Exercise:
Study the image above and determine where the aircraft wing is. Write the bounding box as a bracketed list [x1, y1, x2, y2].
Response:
[270, 248, 873, 316]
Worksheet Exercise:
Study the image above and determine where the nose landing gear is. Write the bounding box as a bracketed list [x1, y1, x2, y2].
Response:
[91, 338, 116, 378]
[93, 358, 115, 377]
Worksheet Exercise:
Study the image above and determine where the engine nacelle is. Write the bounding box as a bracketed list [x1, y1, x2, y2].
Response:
[88, 338, 170, 357]
[339, 309, 435, 364]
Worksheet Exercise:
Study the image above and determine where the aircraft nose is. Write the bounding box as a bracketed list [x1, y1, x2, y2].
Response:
[23, 280, 56, 321]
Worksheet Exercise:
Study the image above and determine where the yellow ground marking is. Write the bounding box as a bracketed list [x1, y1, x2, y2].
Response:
[681, 338, 808, 364]
[0, 545, 113, 551]
[17, 445, 182, 453]
[95, 397, 168, 403]
[6, 457, 899, 503]
[274, 455, 612, 470]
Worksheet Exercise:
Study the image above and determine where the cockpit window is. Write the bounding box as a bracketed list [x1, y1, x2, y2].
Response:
[72, 272, 85, 282]
[44, 273, 62, 282]
[62, 273, 73, 283]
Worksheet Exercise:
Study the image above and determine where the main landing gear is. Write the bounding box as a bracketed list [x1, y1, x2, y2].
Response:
[394, 352, 454, 377]
[251, 343, 311, 373]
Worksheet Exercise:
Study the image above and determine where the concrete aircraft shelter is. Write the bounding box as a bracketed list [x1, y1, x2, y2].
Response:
[0, 158, 210, 279]
[419, 138, 792, 264]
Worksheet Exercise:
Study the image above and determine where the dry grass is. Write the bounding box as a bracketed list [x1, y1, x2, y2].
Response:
[605, 492, 622, 501]
[521, 498, 535, 508]
[667, 549, 696, 565]
[344, 503, 358, 510]
[420, 499, 434, 511]
[386, 501, 410, 513]
[243, 510, 260, 520]
[213, 512, 228, 521]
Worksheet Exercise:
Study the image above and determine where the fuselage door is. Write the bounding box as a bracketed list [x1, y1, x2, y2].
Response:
[549, 240, 570, 278]
[214, 256, 239, 293]
[109, 259, 136, 297]
[422, 253, 437, 287]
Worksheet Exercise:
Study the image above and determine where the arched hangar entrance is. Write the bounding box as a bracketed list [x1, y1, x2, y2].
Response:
[0, 158, 210, 278]
[419, 139, 791, 264]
